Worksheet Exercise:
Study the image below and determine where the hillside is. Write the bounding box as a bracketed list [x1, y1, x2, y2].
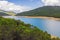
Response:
[0, 16, 59, 40]
[5, 12, 16, 16]
[0, 12, 10, 16]
[0, 10, 16, 16]
[16, 6, 60, 18]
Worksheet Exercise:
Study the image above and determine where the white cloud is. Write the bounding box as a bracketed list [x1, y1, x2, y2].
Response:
[42, 0, 60, 6]
[0, 1, 31, 13]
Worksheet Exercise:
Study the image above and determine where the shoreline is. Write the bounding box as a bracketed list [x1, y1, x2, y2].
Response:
[24, 16, 60, 21]
[2, 16, 60, 21]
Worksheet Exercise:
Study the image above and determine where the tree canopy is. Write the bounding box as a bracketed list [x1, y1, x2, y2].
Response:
[0, 17, 59, 40]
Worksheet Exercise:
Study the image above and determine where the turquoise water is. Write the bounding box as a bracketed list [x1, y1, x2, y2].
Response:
[4, 16, 60, 37]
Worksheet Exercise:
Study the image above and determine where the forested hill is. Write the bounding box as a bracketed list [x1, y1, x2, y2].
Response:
[16, 6, 60, 18]
[0, 17, 60, 40]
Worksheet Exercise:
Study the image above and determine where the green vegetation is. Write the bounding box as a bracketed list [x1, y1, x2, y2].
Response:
[0, 17, 59, 40]
[16, 6, 60, 18]
[51, 37, 60, 40]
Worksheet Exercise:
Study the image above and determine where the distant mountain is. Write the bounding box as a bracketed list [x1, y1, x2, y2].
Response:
[0, 12, 10, 16]
[5, 12, 16, 16]
[16, 6, 60, 18]
[0, 10, 16, 16]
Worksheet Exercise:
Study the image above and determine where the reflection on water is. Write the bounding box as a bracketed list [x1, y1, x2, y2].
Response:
[44, 20, 60, 37]
[3, 16, 60, 37]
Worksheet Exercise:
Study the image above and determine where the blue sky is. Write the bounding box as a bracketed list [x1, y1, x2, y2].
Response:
[0, 0, 43, 13]
[0, 0, 60, 13]
[7, 0, 42, 9]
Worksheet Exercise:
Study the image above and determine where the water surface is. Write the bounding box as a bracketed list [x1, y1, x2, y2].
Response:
[4, 16, 60, 37]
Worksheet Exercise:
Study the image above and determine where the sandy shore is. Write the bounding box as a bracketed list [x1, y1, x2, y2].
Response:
[24, 16, 60, 21]
[2, 16, 60, 21]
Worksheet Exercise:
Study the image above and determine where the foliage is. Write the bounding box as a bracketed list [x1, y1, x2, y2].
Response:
[0, 17, 59, 40]
[51, 37, 60, 40]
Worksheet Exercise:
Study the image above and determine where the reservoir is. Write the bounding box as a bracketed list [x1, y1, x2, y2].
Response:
[4, 16, 60, 37]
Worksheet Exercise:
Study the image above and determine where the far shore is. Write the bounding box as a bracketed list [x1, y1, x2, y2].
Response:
[2, 16, 60, 21]
[24, 16, 60, 21]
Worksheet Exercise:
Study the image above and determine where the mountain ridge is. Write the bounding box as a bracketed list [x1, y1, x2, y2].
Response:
[16, 6, 60, 18]
[0, 10, 16, 16]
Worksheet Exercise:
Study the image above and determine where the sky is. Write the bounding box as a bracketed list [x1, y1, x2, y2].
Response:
[0, 0, 60, 13]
